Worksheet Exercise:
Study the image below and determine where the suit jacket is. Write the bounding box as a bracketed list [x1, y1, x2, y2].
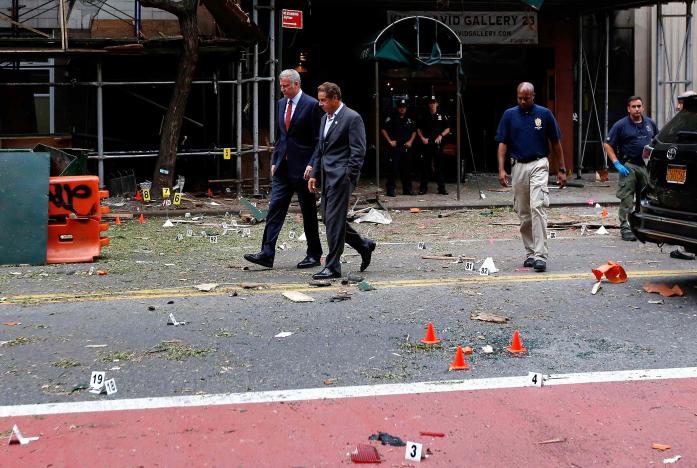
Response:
[272, 91, 323, 181]
[310, 105, 366, 188]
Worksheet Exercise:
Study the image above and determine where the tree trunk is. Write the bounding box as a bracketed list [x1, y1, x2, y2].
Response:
[152, 3, 199, 194]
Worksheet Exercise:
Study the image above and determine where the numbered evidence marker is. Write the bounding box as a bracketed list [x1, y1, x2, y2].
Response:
[176, 234, 184, 241]
[186, 228, 194, 237]
[528, 372, 544, 387]
[242, 228, 251, 238]
[209, 235, 219, 244]
[89, 371, 106, 391]
[405, 441, 423, 462]
[104, 378, 118, 395]
[142, 189, 151, 202]
[162, 187, 171, 198]
[464, 261, 475, 271]
[479, 267, 490, 276]
[173, 192, 182, 206]
[288, 230, 296, 240]
[547, 231, 557, 239]
[417, 242, 426, 250]
[223, 147, 232, 160]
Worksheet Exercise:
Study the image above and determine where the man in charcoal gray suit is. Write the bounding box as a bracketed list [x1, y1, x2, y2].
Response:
[307, 82, 376, 279]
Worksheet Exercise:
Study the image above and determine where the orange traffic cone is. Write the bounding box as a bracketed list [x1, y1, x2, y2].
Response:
[592, 260, 627, 283]
[420, 322, 441, 345]
[115, 215, 121, 225]
[449, 346, 470, 371]
[139, 213, 145, 225]
[135, 191, 142, 201]
[601, 207, 608, 218]
[506, 330, 527, 354]
[207, 188, 213, 197]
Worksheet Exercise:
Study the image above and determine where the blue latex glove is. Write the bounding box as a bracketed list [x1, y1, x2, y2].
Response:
[613, 160, 630, 177]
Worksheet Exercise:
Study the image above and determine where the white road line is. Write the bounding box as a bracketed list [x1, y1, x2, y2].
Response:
[2, 366, 696, 418]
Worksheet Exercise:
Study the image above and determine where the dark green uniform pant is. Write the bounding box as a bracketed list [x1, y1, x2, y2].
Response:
[617, 161, 649, 234]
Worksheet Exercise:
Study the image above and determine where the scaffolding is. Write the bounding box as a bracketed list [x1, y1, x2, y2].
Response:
[0, 0, 275, 194]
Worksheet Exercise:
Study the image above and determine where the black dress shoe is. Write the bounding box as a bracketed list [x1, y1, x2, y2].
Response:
[533, 260, 547, 272]
[297, 255, 321, 269]
[403, 191, 414, 196]
[523, 257, 535, 268]
[360, 240, 376, 272]
[243, 252, 273, 268]
[312, 268, 341, 279]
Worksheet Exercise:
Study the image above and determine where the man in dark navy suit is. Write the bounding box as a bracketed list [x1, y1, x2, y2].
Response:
[308, 82, 376, 279]
[244, 69, 323, 269]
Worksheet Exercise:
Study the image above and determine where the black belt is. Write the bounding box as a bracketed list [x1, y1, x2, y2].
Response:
[513, 155, 547, 164]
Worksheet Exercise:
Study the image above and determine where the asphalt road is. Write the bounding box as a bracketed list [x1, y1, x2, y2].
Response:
[1, 207, 696, 407]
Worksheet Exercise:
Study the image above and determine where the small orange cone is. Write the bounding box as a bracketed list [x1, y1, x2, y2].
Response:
[115, 215, 121, 225]
[449, 346, 470, 370]
[135, 191, 142, 201]
[601, 207, 608, 218]
[506, 330, 527, 354]
[420, 322, 441, 345]
[592, 260, 627, 283]
[207, 188, 213, 197]
[139, 213, 145, 225]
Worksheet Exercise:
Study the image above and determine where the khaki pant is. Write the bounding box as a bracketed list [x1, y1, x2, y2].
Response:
[617, 161, 649, 234]
[512, 157, 550, 261]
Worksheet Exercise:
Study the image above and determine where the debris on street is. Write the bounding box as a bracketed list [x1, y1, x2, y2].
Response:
[663, 455, 682, 464]
[591, 281, 602, 295]
[354, 208, 392, 225]
[369, 432, 406, 446]
[536, 437, 567, 444]
[350, 444, 382, 464]
[470, 312, 509, 324]
[282, 291, 315, 302]
[357, 281, 375, 291]
[592, 261, 627, 283]
[309, 280, 332, 287]
[195, 283, 219, 292]
[652, 443, 672, 451]
[419, 431, 445, 437]
[643, 283, 684, 297]
[274, 331, 294, 338]
[8, 425, 39, 445]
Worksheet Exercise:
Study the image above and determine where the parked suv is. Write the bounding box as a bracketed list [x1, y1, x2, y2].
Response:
[630, 94, 697, 253]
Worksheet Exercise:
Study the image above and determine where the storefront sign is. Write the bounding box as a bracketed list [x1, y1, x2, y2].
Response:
[387, 11, 538, 45]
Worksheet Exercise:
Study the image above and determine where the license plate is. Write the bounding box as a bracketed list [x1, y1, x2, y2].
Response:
[666, 165, 687, 184]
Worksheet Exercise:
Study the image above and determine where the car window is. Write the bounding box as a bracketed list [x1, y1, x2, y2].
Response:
[658, 109, 697, 143]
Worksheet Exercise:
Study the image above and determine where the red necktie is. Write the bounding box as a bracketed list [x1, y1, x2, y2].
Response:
[285, 100, 293, 130]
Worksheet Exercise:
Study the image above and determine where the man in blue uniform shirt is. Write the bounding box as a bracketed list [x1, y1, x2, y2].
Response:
[603, 95, 659, 241]
[496, 82, 567, 272]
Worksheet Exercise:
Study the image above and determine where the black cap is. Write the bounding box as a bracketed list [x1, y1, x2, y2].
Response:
[397, 99, 407, 107]
[428, 95, 438, 103]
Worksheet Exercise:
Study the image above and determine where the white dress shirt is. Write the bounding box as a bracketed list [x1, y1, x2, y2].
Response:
[323, 102, 344, 138]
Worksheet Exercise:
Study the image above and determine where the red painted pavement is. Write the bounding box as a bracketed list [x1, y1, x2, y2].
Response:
[2, 378, 697, 466]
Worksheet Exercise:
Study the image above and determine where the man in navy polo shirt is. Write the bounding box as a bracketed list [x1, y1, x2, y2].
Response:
[603, 95, 659, 241]
[496, 82, 567, 272]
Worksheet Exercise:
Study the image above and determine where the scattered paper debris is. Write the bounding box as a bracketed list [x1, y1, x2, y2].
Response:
[282, 291, 315, 302]
[482, 345, 494, 354]
[648, 300, 664, 305]
[84, 344, 107, 348]
[596, 226, 609, 235]
[167, 313, 188, 326]
[470, 312, 509, 324]
[663, 455, 682, 464]
[274, 331, 294, 338]
[354, 208, 392, 225]
[162, 219, 174, 227]
[195, 283, 219, 292]
[298, 232, 307, 241]
[643, 283, 684, 297]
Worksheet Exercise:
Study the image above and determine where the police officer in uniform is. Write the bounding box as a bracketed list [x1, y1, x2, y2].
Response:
[603, 95, 659, 241]
[417, 96, 450, 195]
[381, 99, 416, 196]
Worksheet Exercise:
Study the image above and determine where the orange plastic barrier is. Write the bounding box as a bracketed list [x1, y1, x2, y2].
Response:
[47, 218, 109, 264]
[49, 176, 109, 220]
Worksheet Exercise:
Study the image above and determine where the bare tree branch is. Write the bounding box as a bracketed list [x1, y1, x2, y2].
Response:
[140, 0, 186, 18]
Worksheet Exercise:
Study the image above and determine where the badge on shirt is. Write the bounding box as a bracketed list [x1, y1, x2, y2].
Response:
[437, 115, 442, 120]
[534, 117, 542, 130]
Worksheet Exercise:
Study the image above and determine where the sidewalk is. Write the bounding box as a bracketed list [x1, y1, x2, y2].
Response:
[104, 173, 619, 217]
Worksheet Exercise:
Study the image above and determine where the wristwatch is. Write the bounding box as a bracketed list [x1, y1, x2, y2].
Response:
[558, 168, 567, 174]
